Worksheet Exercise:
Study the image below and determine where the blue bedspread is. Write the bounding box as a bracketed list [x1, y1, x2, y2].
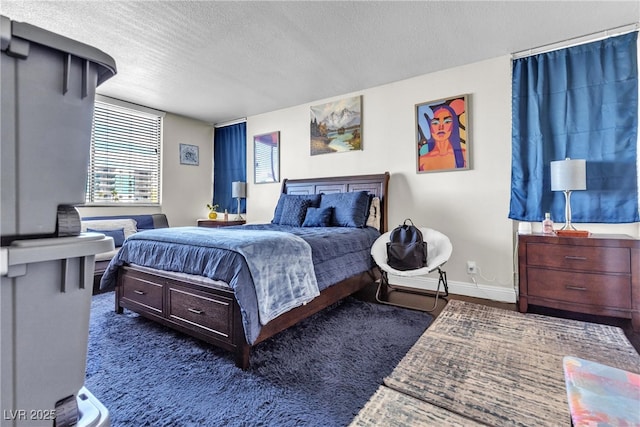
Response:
[101, 224, 379, 344]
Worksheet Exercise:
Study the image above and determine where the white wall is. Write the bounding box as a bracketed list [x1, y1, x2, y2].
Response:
[246, 55, 639, 302]
[161, 114, 215, 226]
[80, 54, 639, 303]
[78, 112, 214, 227]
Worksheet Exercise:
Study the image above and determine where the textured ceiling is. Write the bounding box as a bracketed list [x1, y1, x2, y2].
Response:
[2, 1, 639, 124]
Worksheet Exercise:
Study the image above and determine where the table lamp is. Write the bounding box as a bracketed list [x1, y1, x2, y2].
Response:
[550, 158, 586, 230]
[231, 181, 246, 220]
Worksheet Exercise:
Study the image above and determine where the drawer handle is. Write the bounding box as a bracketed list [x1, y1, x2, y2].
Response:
[188, 308, 204, 315]
[564, 256, 587, 261]
[565, 285, 587, 291]
[133, 290, 146, 295]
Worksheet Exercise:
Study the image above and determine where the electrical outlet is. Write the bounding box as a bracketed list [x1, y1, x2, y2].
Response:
[466, 261, 477, 274]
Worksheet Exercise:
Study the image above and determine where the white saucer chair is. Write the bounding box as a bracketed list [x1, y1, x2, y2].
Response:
[371, 227, 452, 312]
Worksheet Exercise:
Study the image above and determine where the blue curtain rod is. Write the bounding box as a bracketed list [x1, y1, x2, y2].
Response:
[512, 22, 639, 60]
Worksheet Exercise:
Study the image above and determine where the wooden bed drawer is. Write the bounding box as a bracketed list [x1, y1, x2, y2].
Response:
[168, 286, 234, 341]
[527, 267, 632, 309]
[121, 275, 163, 313]
[527, 243, 630, 273]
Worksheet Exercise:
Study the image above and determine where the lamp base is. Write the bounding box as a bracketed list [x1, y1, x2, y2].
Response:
[559, 222, 578, 231]
[560, 190, 578, 231]
[236, 197, 243, 221]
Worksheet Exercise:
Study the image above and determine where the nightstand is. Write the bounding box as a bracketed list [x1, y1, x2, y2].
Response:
[197, 219, 246, 228]
[518, 233, 640, 331]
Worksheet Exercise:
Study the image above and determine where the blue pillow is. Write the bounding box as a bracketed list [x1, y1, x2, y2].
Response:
[87, 227, 126, 247]
[302, 207, 333, 227]
[272, 193, 321, 224]
[279, 198, 311, 227]
[319, 191, 370, 227]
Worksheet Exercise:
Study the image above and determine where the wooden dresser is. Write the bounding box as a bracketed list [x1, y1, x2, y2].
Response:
[518, 233, 640, 331]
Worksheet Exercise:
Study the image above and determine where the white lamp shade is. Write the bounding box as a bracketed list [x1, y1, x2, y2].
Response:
[550, 158, 586, 191]
[232, 181, 246, 198]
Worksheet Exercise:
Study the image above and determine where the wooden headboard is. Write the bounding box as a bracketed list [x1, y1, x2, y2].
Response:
[280, 172, 390, 233]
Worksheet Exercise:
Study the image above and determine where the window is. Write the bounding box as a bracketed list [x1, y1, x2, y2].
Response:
[213, 122, 246, 214]
[509, 31, 639, 223]
[86, 97, 163, 205]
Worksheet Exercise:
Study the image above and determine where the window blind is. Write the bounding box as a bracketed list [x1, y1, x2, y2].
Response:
[254, 142, 277, 183]
[86, 100, 162, 204]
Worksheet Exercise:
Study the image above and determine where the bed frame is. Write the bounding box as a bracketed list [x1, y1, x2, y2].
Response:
[114, 172, 390, 369]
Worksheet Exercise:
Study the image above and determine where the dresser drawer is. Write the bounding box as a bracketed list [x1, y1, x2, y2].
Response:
[527, 267, 632, 309]
[168, 286, 233, 341]
[121, 275, 163, 313]
[527, 243, 630, 274]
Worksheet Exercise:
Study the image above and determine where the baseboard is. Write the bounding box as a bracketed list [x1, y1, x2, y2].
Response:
[387, 275, 517, 303]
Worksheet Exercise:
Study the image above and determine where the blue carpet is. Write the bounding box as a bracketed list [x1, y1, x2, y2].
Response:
[86, 291, 432, 426]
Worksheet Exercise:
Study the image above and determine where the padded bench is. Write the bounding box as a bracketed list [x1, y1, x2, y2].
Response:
[81, 213, 169, 293]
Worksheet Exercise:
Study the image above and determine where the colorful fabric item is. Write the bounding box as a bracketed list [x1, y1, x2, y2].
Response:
[563, 356, 640, 426]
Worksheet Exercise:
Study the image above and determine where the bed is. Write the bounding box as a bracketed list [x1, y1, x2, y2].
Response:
[101, 173, 389, 369]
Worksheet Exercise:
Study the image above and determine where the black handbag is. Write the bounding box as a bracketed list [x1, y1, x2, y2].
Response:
[386, 219, 427, 271]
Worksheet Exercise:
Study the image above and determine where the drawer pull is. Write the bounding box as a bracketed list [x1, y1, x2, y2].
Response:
[565, 285, 587, 291]
[188, 308, 204, 315]
[133, 290, 146, 295]
[564, 255, 587, 261]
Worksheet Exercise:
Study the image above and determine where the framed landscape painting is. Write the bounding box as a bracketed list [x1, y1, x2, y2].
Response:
[416, 94, 470, 173]
[310, 95, 362, 156]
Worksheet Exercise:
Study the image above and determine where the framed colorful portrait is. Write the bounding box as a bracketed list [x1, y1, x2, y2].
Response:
[179, 143, 199, 166]
[310, 95, 362, 156]
[416, 94, 470, 173]
[254, 131, 280, 184]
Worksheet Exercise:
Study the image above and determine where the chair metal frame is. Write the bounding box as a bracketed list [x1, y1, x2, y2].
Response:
[371, 227, 451, 312]
[375, 265, 449, 312]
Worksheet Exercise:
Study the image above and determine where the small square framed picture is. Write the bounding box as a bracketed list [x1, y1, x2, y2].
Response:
[179, 143, 199, 166]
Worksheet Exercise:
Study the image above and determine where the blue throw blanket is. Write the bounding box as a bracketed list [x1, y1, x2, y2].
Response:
[101, 227, 319, 327]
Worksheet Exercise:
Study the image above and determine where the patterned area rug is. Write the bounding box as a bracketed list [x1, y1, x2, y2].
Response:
[350, 385, 485, 427]
[353, 300, 640, 427]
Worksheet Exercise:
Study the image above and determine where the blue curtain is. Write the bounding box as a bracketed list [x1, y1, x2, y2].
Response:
[213, 122, 246, 214]
[509, 32, 639, 223]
